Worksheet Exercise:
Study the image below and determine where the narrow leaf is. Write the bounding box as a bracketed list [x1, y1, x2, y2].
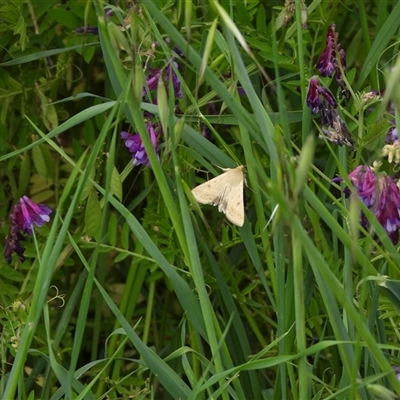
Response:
[108, 212, 117, 247]
[110, 166, 123, 202]
[85, 191, 102, 239]
[31, 145, 47, 179]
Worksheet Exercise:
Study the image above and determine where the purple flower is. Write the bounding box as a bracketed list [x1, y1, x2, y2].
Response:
[307, 78, 323, 114]
[142, 68, 162, 97]
[75, 26, 99, 35]
[306, 77, 337, 115]
[375, 178, 400, 243]
[318, 85, 337, 108]
[104, 7, 113, 19]
[306, 77, 354, 148]
[320, 107, 334, 127]
[334, 166, 400, 243]
[3, 197, 52, 264]
[347, 166, 376, 206]
[336, 49, 349, 98]
[19, 196, 52, 235]
[165, 59, 182, 98]
[386, 122, 398, 144]
[201, 102, 219, 140]
[222, 73, 246, 96]
[4, 228, 26, 264]
[306, 76, 338, 123]
[121, 121, 160, 166]
[316, 24, 348, 97]
[316, 27, 336, 77]
[316, 24, 345, 77]
[142, 59, 182, 99]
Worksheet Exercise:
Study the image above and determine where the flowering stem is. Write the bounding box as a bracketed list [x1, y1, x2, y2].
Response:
[295, 0, 306, 106]
[355, 105, 364, 166]
[292, 231, 308, 399]
[31, 230, 42, 265]
[336, 59, 356, 100]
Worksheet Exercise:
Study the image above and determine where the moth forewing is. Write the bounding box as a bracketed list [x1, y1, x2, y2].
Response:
[191, 175, 228, 205]
[191, 166, 245, 227]
[224, 179, 245, 226]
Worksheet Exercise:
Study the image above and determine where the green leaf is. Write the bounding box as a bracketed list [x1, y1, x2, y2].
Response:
[379, 279, 400, 312]
[83, 119, 95, 145]
[40, 144, 55, 181]
[82, 36, 98, 64]
[47, 8, 81, 30]
[108, 212, 117, 247]
[0, 277, 18, 295]
[31, 145, 47, 179]
[0, 264, 25, 282]
[114, 252, 130, 263]
[121, 222, 130, 250]
[0, 5, 19, 24]
[85, 191, 101, 239]
[72, 138, 84, 160]
[110, 166, 123, 202]
[256, 4, 267, 34]
[355, 1, 400, 90]
[79, 166, 95, 203]
[0, 42, 100, 67]
[41, 102, 59, 132]
[1, 94, 12, 125]
[27, 391, 35, 400]
[18, 156, 31, 196]
[60, 149, 88, 207]
[363, 118, 390, 151]
[157, 77, 169, 135]
[13, 15, 27, 51]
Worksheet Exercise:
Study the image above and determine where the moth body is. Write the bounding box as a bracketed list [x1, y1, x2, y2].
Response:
[191, 166, 245, 227]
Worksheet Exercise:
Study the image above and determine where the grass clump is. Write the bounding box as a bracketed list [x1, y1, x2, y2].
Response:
[1, 1, 400, 399]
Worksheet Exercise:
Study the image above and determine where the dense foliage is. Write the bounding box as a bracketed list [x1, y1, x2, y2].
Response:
[1, 0, 400, 398]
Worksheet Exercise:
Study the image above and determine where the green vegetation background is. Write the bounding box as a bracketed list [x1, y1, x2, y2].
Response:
[1, 0, 400, 399]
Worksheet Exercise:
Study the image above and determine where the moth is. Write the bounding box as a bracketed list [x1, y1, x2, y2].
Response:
[191, 166, 245, 227]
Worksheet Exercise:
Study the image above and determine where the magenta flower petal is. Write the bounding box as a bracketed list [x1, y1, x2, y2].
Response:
[334, 166, 400, 244]
[4, 230, 26, 264]
[121, 122, 160, 166]
[316, 24, 339, 77]
[306, 78, 323, 114]
[4, 196, 52, 264]
[306, 77, 337, 126]
[142, 59, 182, 99]
[165, 59, 182, 98]
[316, 24, 348, 95]
[19, 196, 52, 234]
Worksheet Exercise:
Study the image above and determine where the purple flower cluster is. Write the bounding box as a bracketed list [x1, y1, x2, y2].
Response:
[306, 77, 337, 122]
[316, 24, 349, 99]
[386, 122, 398, 144]
[4, 196, 52, 264]
[121, 121, 161, 166]
[306, 77, 354, 148]
[306, 24, 353, 148]
[75, 26, 99, 35]
[142, 58, 182, 99]
[122, 54, 182, 166]
[334, 166, 400, 244]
